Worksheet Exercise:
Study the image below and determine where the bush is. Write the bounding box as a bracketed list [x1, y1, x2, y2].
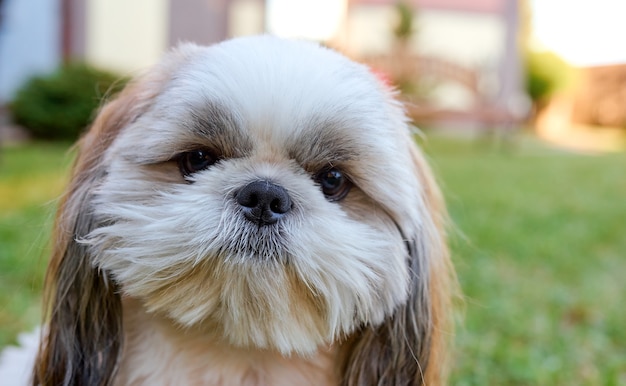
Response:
[525, 50, 574, 105]
[9, 63, 128, 141]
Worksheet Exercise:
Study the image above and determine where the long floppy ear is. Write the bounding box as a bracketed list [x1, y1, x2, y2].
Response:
[32, 45, 198, 386]
[31, 79, 161, 386]
[340, 140, 455, 386]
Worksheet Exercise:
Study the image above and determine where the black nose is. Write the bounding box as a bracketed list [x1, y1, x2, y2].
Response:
[235, 180, 292, 225]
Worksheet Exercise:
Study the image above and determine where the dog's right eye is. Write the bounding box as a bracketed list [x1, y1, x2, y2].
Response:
[178, 149, 218, 177]
[315, 167, 352, 201]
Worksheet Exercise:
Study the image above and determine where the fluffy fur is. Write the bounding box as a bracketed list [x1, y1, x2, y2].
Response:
[7, 35, 455, 385]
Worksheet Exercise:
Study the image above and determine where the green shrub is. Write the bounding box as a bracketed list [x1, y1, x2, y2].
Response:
[525, 50, 574, 105]
[9, 63, 128, 141]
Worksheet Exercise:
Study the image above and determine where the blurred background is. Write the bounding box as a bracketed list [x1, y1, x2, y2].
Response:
[0, 0, 624, 384]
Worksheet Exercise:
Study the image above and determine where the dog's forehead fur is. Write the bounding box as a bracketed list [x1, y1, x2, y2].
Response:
[126, 36, 404, 157]
[169, 35, 394, 142]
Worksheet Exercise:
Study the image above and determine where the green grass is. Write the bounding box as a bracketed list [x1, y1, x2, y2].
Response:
[417, 134, 626, 385]
[0, 142, 73, 347]
[1, 136, 625, 384]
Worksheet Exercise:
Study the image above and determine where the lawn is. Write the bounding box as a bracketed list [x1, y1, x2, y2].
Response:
[1, 136, 625, 385]
[0, 142, 73, 347]
[416, 134, 626, 385]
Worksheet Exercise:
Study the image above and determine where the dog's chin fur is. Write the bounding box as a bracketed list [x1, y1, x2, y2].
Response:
[21, 35, 455, 386]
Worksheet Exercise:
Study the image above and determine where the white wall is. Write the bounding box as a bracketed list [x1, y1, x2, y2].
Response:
[85, 0, 168, 74]
[416, 10, 503, 68]
[228, 0, 265, 38]
[0, 0, 61, 103]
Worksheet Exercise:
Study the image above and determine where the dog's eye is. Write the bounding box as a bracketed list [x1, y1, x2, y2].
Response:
[316, 168, 351, 201]
[178, 149, 217, 176]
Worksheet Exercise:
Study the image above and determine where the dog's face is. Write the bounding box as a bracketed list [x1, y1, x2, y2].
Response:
[89, 36, 421, 354]
[36, 36, 452, 385]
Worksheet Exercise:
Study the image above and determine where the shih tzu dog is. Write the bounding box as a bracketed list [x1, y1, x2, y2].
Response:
[3, 35, 456, 385]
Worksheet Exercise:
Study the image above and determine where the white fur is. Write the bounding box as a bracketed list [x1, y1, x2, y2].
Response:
[0, 329, 39, 386]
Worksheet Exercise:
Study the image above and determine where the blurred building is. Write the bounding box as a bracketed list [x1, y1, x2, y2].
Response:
[0, 0, 526, 129]
[348, 0, 525, 128]
[0, 0, 62, 103]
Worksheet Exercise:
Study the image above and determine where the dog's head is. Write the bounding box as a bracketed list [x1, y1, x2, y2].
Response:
[34, 36, 453, 385]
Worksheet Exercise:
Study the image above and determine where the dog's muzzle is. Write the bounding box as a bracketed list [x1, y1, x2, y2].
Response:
[235, 180, 292, 226]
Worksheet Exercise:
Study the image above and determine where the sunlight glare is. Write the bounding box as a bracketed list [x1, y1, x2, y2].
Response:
[531, 0, 626, 66]
[266, 0, 347, 41]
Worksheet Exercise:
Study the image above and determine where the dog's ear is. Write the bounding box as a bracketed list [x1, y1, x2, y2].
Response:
[31, 78, 161, 386]
[32, 47, 196, 386]
[340, 141, 455, 386]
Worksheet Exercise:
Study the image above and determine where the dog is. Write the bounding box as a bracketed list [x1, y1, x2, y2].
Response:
[1, 35, 455, 385]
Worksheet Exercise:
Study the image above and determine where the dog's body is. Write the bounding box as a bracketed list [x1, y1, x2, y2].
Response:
[0, 36, 454, 385]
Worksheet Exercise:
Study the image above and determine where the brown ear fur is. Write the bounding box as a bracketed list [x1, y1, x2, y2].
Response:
[340, 141, 455, 386]
[32, 80, 161, 386]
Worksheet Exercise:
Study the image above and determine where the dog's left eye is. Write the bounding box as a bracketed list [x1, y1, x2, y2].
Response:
[316, 168, 352, 201]
[178, 149, 218, 176]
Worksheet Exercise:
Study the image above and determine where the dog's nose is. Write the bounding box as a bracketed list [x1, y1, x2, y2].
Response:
[235, 180, 292, 225]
